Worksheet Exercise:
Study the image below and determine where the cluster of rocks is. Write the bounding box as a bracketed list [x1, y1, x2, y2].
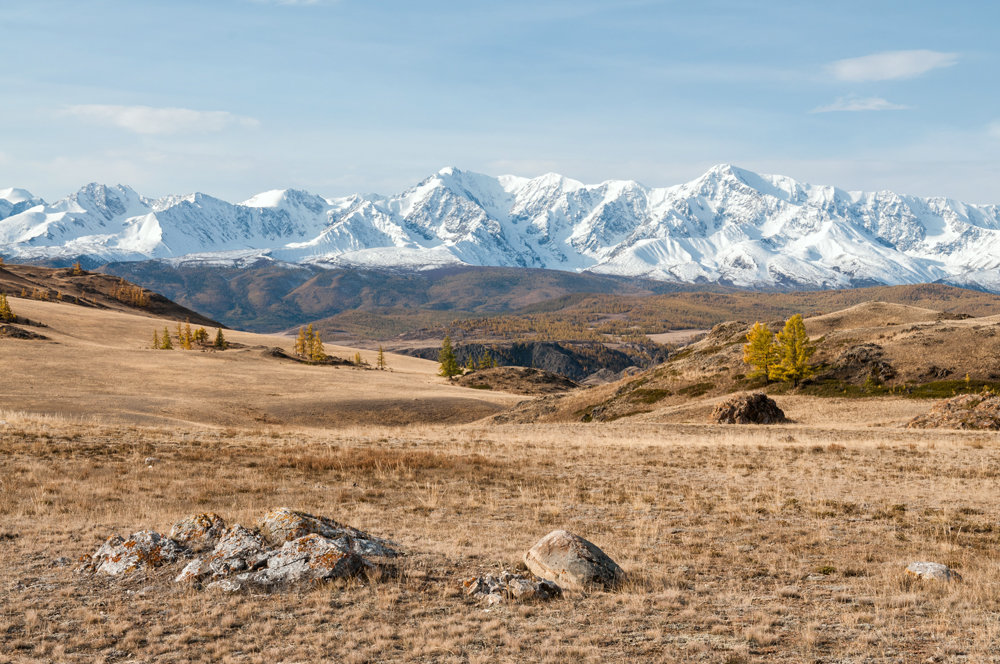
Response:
[710, 392, 788, 424]
[463, 572, 561, 605]
[78, 508, 398, 592]
[908, 393, 1000, 430]
[832, 343, 896, 384]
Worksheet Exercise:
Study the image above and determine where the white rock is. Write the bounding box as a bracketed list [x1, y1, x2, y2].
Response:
[906, 562, 961, 582]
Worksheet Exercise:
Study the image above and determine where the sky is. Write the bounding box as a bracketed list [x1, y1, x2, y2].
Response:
[1, 0, 999, 203]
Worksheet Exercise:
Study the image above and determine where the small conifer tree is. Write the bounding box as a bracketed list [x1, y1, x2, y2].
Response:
[71, 261, 84, 276]
[161, 327, 173, 350]
[438, 334, 461, 379]
[214, 328, 228, 350]
[376, 346, 387, 370]
[193, 327, 208, 344]
[742, 322, 778, 383]
[293, 327, 306, 357]
[771, 314, 815, 386]
[0, 293, 15, 322]
[478, 350, 495, 370]
[152, 329, 160, 349]
[466, 355, 476, 371]
[353, 351, 362, 365]
[310, 332, 326, 362]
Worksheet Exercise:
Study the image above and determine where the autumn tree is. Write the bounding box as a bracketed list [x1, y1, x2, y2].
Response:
[742, 322, 778, 383]
[310, 331, 326, 362]
[152, 329, 160, 349]
[376, 346, 387, 370]
[438, 334, 461, 379]
[214, 328, 228, 350]
[0, 293, 15, 322]
[71, 261, 84, 276]
[478, 350, 495, 370]
[193, 327, 209, 344]
[294, 327, 307, 357]
[161, 327, 173, 350]
[771, 314, 815, 386]
[465, 355, 476, 372]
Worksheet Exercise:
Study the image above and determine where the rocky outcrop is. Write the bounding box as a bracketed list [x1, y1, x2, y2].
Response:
[831, 343, 896, 383]
[463, 571, 561, 605]
[906, 562, 962, 582]
[908, 394, 1000, 430]
[79, 508, 398, 592]
[710, 393, 788, 424]
[524, 530, 624, 591]
[78, 530, 186, 576]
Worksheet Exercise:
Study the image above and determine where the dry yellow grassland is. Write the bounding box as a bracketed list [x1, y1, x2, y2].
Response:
[3, 299, 1000, 662]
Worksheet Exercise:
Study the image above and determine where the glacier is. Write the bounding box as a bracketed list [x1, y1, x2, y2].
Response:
[2, 164, 1000, 291]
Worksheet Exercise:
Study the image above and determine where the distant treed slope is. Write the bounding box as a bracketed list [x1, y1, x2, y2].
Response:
[0, 263, 220, 326]
[5, 165, 1000, 291]
[99, 262, 672, 334]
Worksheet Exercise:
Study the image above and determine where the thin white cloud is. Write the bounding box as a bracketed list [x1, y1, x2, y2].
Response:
[829, 50, 958, 82]
[811, 96, 910, 113]
[64, 105, 259, 135]
[989, 122, 1000, 139]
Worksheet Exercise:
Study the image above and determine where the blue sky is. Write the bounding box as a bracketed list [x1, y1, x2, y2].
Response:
[2, 0, 998, 202]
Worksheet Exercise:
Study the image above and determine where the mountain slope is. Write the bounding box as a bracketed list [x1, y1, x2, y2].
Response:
[4, 165, 1000, 291]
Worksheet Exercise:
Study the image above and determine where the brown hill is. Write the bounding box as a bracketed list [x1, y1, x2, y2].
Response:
[0, 296, 519, 428]
[0, 262, 220, 327]
[494, 300, 1000, 424]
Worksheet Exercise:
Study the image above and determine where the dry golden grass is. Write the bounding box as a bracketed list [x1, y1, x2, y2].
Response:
[4, 411, 1000, 662]
[4, 298, 1000, 662]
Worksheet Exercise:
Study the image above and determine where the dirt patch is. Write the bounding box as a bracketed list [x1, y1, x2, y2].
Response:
[456, 367, 579, 395]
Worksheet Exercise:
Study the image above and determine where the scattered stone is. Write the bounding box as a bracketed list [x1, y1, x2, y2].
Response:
[143, 456, 159, 467]
[78, 530, 185, 576]
[710, 392, 788, 425]
[258, 507, 398, 558]
[908, 394, 1000, 430]
[906, 562, 961, 582]
[524, 530, 624, 591]
[463, 571, 561, 604]
[168, 513, 227, 552]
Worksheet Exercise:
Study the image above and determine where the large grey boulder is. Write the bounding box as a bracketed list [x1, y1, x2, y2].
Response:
[258, 507, 397, 558]
[79, 530, 186, 576]
[524, 530, 624, 591]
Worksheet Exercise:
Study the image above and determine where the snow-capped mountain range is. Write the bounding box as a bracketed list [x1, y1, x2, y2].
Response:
[3, 165, 1000, 291]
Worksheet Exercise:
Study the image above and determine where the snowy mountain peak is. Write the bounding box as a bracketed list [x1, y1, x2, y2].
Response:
[3, 166, 1000, 292]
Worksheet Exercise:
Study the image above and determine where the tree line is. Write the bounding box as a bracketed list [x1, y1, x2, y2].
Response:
[153, 320, 227, 350]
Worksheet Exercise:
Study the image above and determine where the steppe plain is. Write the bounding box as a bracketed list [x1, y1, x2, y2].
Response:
[3, 295, 1000, 663]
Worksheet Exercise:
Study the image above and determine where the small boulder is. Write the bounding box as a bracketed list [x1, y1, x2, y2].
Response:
[169, 513, 227, 552]
[710, 392, 788, 424]
[258, 507, 397, 558]
[79, 530, 185, 576]
[906, 562, 961, 582]
[524, 530, 624, 591]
